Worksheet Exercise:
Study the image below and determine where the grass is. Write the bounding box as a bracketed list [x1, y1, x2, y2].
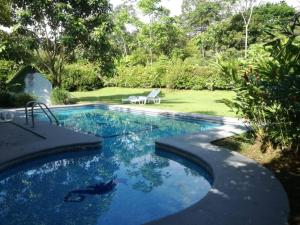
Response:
[213, 134, 300, 225]
[72, 87, 236, 117]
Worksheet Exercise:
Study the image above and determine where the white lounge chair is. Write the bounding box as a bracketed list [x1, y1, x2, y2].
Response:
[121, 96, 148, 104]
[121, 96, 138, 104]
[121, 89, 161, 104]
[144, 89, 161, 104]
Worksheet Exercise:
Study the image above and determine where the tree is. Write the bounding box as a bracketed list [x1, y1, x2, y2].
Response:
[0, 28, 37, 64]
[182, 0, 221, 33]
[195, 2, 295, 55]
[138, 17, 186, 58]
[11, 0, 114, 86]
[137, 0, 169, 64]
[237, 0, 258, 58]
[196, 21, 224, 56]
[181, 0, 236, 34]
[0, 0, 12, 26]
[112, 3, 140, 57]
[138, 0, 169, 18]
[250, 2, 295, 42]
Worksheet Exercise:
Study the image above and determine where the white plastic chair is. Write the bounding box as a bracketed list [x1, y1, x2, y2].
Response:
[121, 89, 161, 104]
[145, 89, 161, 104]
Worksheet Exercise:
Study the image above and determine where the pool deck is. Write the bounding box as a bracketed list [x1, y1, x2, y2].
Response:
[0, 118, 101, 171]
[153, 125, 289, 225]
[0, 104, 289, 225]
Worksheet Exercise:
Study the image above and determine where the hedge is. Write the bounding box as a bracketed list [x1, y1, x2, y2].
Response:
[110, 58, 231, 90]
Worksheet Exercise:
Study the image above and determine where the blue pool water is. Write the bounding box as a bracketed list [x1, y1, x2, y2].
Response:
[0, 106, 218, 225]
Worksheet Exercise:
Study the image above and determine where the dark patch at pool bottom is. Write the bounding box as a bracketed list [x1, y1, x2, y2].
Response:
[64, 180, 116, 203]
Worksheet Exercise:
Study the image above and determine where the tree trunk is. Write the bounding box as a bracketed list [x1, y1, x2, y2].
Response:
[245, 25, 248, 58]
[149, 14, 153, 65]
[201, 45, 205, 58]
[121, 36, 128, 56]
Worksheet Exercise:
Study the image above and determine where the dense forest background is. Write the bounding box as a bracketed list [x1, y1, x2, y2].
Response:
[0, 0, 297, 91]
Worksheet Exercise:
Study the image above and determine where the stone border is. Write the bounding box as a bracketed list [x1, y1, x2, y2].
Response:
[151, 128, 289, 225]
[2, 104, 289, 224]
[1, 102, 245, 125]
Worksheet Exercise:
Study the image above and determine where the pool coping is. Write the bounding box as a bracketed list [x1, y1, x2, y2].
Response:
[1, 102, 244, 125]
[1, 103, 289, 225]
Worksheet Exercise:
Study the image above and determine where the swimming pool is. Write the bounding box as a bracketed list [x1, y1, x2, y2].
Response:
[0, 105, 219, 225]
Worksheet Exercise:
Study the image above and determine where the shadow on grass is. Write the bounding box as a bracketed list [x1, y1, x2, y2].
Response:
[215, 99, 228, 104]
[72, 92, 150, 104]
[189, 111, 220, 116]
[212, 132, 256, 152]
[73, 92, 190, 105]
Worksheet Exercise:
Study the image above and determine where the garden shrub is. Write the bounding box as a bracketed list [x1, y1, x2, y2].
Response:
[211, 55, 241, 90]
[62, 61, 103, 91]
[164, 59, 230, 90]
[0, 60, 18, 91]
[0, 92, 35, 107]
[51, 88, 75, 105]
[225, 15, 300, 153]
[112, 57, 231, 90]
[12, 93, 35, 107]
[0, 92, 13, 107]
[113, 60, 167, 88]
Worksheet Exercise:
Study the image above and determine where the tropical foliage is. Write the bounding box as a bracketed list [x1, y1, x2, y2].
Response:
[224, 14, 300, 153]
[51, 88, 74, 105]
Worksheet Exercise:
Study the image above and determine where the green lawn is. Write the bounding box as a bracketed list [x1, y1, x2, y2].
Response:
[72, 87, 236, 117]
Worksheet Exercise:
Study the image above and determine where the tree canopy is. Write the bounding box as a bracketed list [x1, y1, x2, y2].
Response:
[0, 0, 297, 87]
[7, 0, 114, 86]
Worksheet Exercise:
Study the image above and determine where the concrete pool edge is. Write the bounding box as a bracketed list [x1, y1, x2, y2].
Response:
[151, 125, 289, 225]
[1, 102, 244, 126]
[0, 120, 102, 172]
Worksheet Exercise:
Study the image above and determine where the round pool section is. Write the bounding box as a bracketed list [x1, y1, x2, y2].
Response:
[0, 106, 216, 225]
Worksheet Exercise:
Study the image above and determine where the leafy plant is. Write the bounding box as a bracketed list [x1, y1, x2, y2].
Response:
[12, 0, 114, 87]
[62, 61, 103, 91]
[0, 91, 12, 107]
[226, 13, 300, 153]
[0, 92, 35, 107]
[112, 56, 231, 90]
[51, 88, 75, 105]
[0, 60, 18, 91]
[13, 93, 35, 107]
